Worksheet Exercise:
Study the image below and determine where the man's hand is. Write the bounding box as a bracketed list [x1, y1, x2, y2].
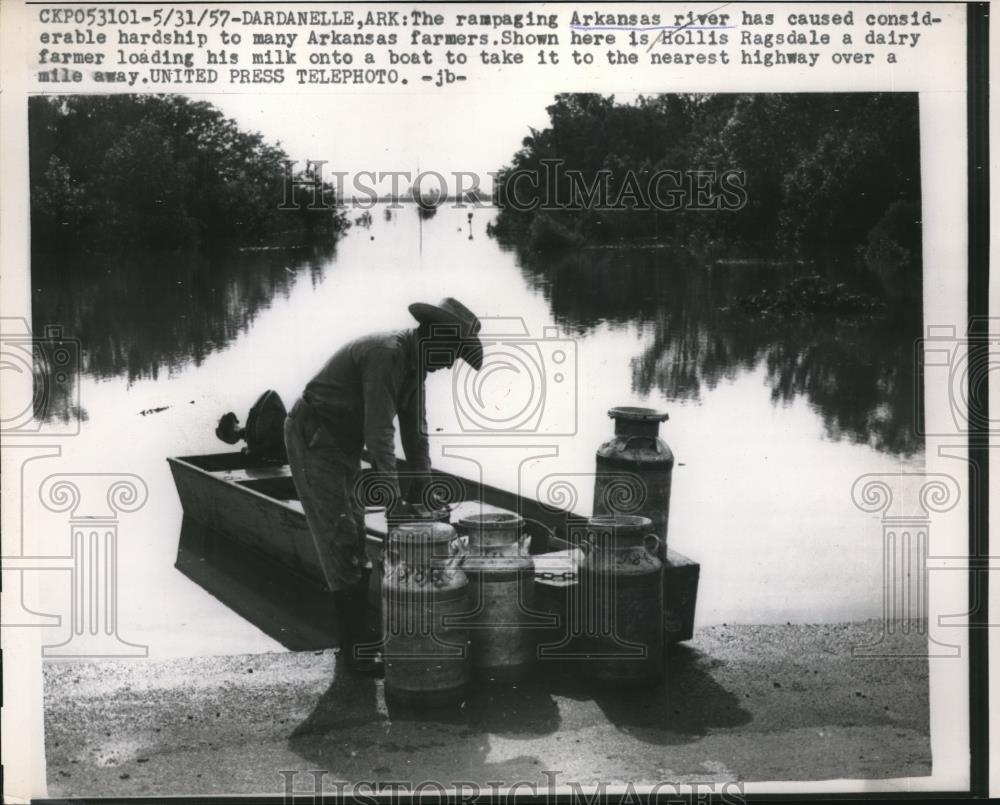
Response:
[404, 471, 434, 508]
[387, 500, 420, 520]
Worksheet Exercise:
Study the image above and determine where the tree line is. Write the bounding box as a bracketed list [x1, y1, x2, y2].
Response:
[29, 95, 348, 252]
[490, 93, 921, 271]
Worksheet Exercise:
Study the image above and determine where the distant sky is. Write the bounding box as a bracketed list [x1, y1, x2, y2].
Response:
[186, 92, 565, 195]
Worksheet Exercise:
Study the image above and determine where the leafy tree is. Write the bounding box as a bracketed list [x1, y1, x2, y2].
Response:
[29, 95, 348, 252]
[492, 92, 921, 266]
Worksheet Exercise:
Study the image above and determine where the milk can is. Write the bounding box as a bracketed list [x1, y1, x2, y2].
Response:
[456, 512, 536, 682]
[577, 514, 664, 686]
[369, 505, 451, 615]
[592, 407, 674, 552]
[382, 520, 470, 706]
[385, 505, 451, 528]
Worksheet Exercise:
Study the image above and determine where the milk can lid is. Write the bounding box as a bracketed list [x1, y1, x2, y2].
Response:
[586, 514, 653, 536]
[385, 504, 450, 527]
[387, 520, 456, 545]
[457, 512, 524, 531]
[608, 406, 669, 422]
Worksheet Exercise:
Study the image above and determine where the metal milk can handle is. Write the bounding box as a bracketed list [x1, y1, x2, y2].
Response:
[643, 534, 661, 555]
[514, 522, 532, 555]
[382, 542, 399, 581]
[521, 518, 558, 551]
[448, 535, 467, 564]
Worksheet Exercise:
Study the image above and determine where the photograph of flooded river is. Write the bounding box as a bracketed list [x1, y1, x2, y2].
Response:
[30, 202, 924, 656]
[25, 91, 933, 792]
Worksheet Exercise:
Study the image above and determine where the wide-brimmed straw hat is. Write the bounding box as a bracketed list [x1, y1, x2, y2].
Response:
[408, 297, 484, 370]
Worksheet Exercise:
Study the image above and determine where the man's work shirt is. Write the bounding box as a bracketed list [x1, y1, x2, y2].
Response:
[302, 329, 430, 485]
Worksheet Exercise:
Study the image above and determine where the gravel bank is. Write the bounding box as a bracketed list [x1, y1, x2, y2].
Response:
[42, 620, 930, 796]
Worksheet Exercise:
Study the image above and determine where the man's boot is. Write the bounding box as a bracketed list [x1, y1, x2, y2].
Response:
[333, 575, 384, 678]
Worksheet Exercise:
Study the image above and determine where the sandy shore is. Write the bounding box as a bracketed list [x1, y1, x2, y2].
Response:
[42, 621, 930, 796]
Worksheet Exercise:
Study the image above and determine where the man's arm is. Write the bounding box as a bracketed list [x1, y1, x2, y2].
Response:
[362, 347, 403, 498]
[399, 380, 431, 473]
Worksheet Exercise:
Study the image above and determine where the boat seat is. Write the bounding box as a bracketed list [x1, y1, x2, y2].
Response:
[208, 466, 292, 483]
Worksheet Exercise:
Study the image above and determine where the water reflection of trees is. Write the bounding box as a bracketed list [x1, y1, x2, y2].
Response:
[517, 246, 922, 457]
[31, 245, 334, 421]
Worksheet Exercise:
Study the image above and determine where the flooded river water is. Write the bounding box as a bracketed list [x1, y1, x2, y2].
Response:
[27, 203, 924, 658]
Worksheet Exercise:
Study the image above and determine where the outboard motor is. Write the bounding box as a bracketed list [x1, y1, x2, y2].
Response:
[215, 389, 288, 464]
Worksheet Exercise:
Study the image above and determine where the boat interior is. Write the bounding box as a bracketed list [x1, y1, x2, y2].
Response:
[170, 451, 579, 650]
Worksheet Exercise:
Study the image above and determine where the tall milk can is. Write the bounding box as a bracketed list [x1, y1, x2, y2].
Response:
[578, 514, 664, 686]
[382, 520, 470, 706]
[592, 406, 674, 552]
[456, 512, 536, 683]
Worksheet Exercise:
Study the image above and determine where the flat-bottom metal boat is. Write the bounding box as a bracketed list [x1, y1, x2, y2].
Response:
[168, 451, 699, 651]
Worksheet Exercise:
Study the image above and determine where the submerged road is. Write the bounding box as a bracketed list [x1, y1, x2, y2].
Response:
[42, 621, 930, 796]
